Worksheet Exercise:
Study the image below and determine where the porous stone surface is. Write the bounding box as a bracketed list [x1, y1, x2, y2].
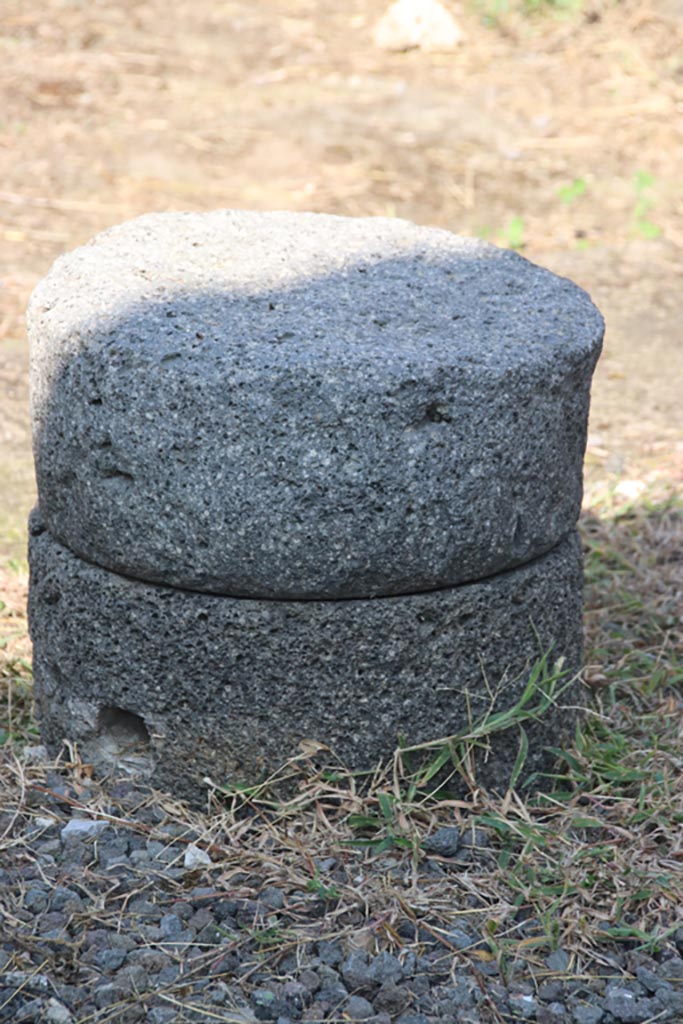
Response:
[28, 210, 603, 599]
[28, 512, 584, 804]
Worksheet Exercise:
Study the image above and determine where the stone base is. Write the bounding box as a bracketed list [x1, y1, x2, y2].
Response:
[28, 514, 585, 805]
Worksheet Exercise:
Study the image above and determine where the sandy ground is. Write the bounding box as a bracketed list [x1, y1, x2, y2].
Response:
[1, 0, 682, 566]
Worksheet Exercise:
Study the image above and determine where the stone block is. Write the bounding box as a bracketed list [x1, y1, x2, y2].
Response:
[28, 210, 603, 599]
[28, 512, 584, 805]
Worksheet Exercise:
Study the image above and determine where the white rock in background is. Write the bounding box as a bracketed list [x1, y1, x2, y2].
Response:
[373, 0, 464, 53]
[34, 815, 56, 829]
[184, 842, 212, 870]
[45, 999, 74, 1024]
[60, 818, 110, 840]
[22, 744, 49, 762]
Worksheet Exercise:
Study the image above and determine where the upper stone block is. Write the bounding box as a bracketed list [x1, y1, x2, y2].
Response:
[28, 210, 603, 598]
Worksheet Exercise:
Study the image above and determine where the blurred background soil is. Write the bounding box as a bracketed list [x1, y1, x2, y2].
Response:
[1, 0, 682, 570]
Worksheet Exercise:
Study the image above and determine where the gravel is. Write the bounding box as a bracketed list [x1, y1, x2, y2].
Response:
[2, 773, 683, 1024]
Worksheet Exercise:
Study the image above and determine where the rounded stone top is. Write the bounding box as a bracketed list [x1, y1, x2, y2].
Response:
[29, 210, 603, 598]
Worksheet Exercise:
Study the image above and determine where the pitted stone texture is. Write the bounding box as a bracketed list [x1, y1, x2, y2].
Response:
[28, 210, 603, 598]
[28, 514, 584, 805]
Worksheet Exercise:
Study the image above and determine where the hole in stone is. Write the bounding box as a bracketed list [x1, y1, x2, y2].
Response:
[100, 467, 135, 483]
[97, 706, 151, 753]
[424, 402, 452, 425]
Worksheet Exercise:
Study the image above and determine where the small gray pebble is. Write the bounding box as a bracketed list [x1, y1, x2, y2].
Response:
[345, 995, 376, 1020]
[460, 826, 490, 850]
[24, 889, 48, 913]
[127, 897, 161, 919]
[209, 981, 232, 1005]
[603, 984, 649, 1023]
[50, 886, 84, 912]
[341, 950, 373, 991]
[635, 967, 666, 994]
[156, 964, 180, 985]
[444, 926, 477, 950]
[433, 981, 475, 1014]
[253, 988, 278, 1006]
[2, 972, 50, 991]
[94, 983, 126, 1009]
[509, 993, 539, 1019]
[213, 898, 239, 921]
[44, 998, 74, 1024]
[160, 928, 195, 947]
[539, 982, 566, 1001]
[396, 1014, 431, 1024]
[422, 827, 461, 857]
[659, 957, 683, 981]
[368, 952, 403, 986]
[60, 819, 110, 841]
[317, 940, 344, 966]
[545, 949, 571, 973]
[374, 981, 410, 1015]
[16, 999, 47, 1019]
[476, 960, 500, 978]
[147, 1010, 177, 1024]
[129, 849, 151, 865]
[538, 1003, 571, 1023]
[197, 921, 224, 945]
[571, 1005, 604, 1024]
[298, 970, 321, 994]
[159, 913, 184, 937]
[259, 887, 286, 910]
[38, 912, 68, 934]
[283, 981, 311, 1010]
[172, 901, 194, 920]
[117, 964, 149, 993]
[487, 981, 510, 1009]
[419, 859, 446, 878]
[39, 840, 62, 856]
[317, 982, 349, 1005]
[189, 906, 214, 930]
[317, 965, 341, 985]
[189, 885, 216, 899]
[655, 989, 683, 1014]
[94, 948, 127, 972]
[97, 840, 129, 868]
[126, 950, 170, 973]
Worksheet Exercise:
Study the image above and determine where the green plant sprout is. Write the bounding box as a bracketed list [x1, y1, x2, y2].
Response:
[475, 0, 583, 26]
[347, 789, 418, 853]
[632, 170, 661, 240]
[397, 651, 573, 794]
[501, 215, 525, 250]
[558, 177, 587, 204]
[306, 872, 340, 901]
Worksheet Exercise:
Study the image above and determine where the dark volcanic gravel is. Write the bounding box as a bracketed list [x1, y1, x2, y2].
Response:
[2, 765, 683, 1024]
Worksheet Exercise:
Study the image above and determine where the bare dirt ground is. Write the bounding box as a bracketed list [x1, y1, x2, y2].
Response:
[1, 0, 683, 572]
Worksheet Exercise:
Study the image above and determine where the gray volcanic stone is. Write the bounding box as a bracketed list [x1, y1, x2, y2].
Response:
[28, 512, 584, 805]
[422, 826, 461, 857]
[28, 210, 603, 599]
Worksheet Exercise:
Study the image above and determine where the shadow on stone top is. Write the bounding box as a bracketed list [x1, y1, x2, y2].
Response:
[27, 210, 603, 598]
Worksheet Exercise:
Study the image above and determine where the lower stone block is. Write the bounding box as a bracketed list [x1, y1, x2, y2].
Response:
[28, 513, 584, 804]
